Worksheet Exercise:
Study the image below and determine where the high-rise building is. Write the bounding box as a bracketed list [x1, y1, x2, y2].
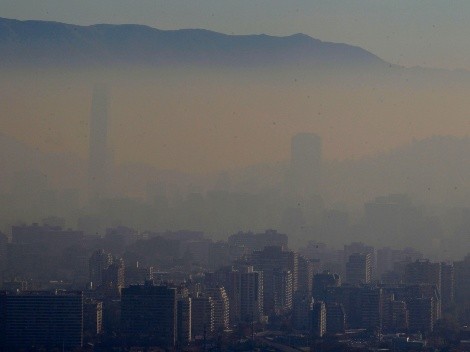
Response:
[273, 269, 293, 314]
[205, 286, 230, 330]
[298, 255, 314, 296]
[441, 262, 454, 309]
[0, 290, 83, 349]
[125, 262, 154, 286]
[325, 302, 346, 334]
[344, 242, 376, 279]
[208, 241, 233, 270]
[407, 297, 435, 334]
[0, 232, 7, 275]
[121, 282, 177, 348]
[88, 249, 113, 289]
[359, 286, 383, 333]
[312, 271, 341, 301]
[311, 301, 326, 338]
[383, 283, 440, 333]
[240, 266, 264, 323]
[288, 133, 322, 196]
[292, 291, 313, 331]
[251, 246, 298, 316]
[346, 253, 372, 285]
[382, 299, 408, 333]
[191, 296, 215, 338]
[404, 260, 441, 294]
[88, 85, 110, 201]
[324, 285, 362, 329]
[454, 254, 470, 306]
[404, 259, 441, 319]
[177, 296, 192, 346]
[206, 266, 243, 325]
[83, 299, 103, 339]
[101, 258, 125, 297]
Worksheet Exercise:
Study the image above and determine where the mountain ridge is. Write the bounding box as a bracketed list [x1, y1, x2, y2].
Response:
[0, 17, 385, 68]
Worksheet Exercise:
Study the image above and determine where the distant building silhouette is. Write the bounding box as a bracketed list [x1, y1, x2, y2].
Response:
[228, 230, 288, 253]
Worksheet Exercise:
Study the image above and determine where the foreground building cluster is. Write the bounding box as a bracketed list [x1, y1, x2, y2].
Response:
[0, 224, 468, 351]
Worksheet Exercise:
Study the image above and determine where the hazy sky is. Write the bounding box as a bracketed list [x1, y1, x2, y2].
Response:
[1, 0, 470, 70]
[2, 1, 470, 174]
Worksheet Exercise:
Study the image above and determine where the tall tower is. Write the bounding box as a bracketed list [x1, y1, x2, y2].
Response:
[346, 253, 372, 285]
[88, 85, 109, 201]
[288, 133, 322, 196]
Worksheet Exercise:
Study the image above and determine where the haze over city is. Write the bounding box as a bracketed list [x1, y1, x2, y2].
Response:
[0, 2, 469, 351]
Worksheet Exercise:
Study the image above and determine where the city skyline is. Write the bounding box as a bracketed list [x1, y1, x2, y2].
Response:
[0, 3, 469, 351]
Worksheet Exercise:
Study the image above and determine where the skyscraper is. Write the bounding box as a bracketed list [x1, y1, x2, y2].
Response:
[311, 301, 326, 338]
[325, 302, 346, 334]
[359, 286, 383, 333]
[191, 296, 215, 338]
[312, 271, 341, 302]
[346, 253, 372, 285]
[404, 260, 442, 319]
[250, 246, 298, 316]
[177, 296, 192, 346]
[297, 255, 314, 296]
[239, 266, 264, 323]
[88, 85, 109, 201]
[440, 262, 454, 309]
[88, 249, 113, 289]
[404, 260, 441, 296]
[292, 291, 313, 331]
[205, 286, 230, 330]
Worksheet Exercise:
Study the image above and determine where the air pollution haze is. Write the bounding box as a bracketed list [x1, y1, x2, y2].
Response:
[1, 39, 469, 191]
[0, 5, 470, 351]
[1, 20, 470, 237]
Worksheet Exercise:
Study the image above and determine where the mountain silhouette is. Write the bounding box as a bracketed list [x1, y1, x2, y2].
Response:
[0, 17, 385, 68]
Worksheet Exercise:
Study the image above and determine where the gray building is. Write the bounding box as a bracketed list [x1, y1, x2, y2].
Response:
[205, 286, 230, 330]
[0, 290, 83, 349]
[177, 296, 192, 346]
[346, 253, 372, 285]
[121, 282, 177, 347]
[251, 246, 298, 316]
[311, 301, 326, 338]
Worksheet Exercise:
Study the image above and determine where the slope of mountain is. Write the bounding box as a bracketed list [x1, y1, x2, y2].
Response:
[0, 17, 385, 68]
